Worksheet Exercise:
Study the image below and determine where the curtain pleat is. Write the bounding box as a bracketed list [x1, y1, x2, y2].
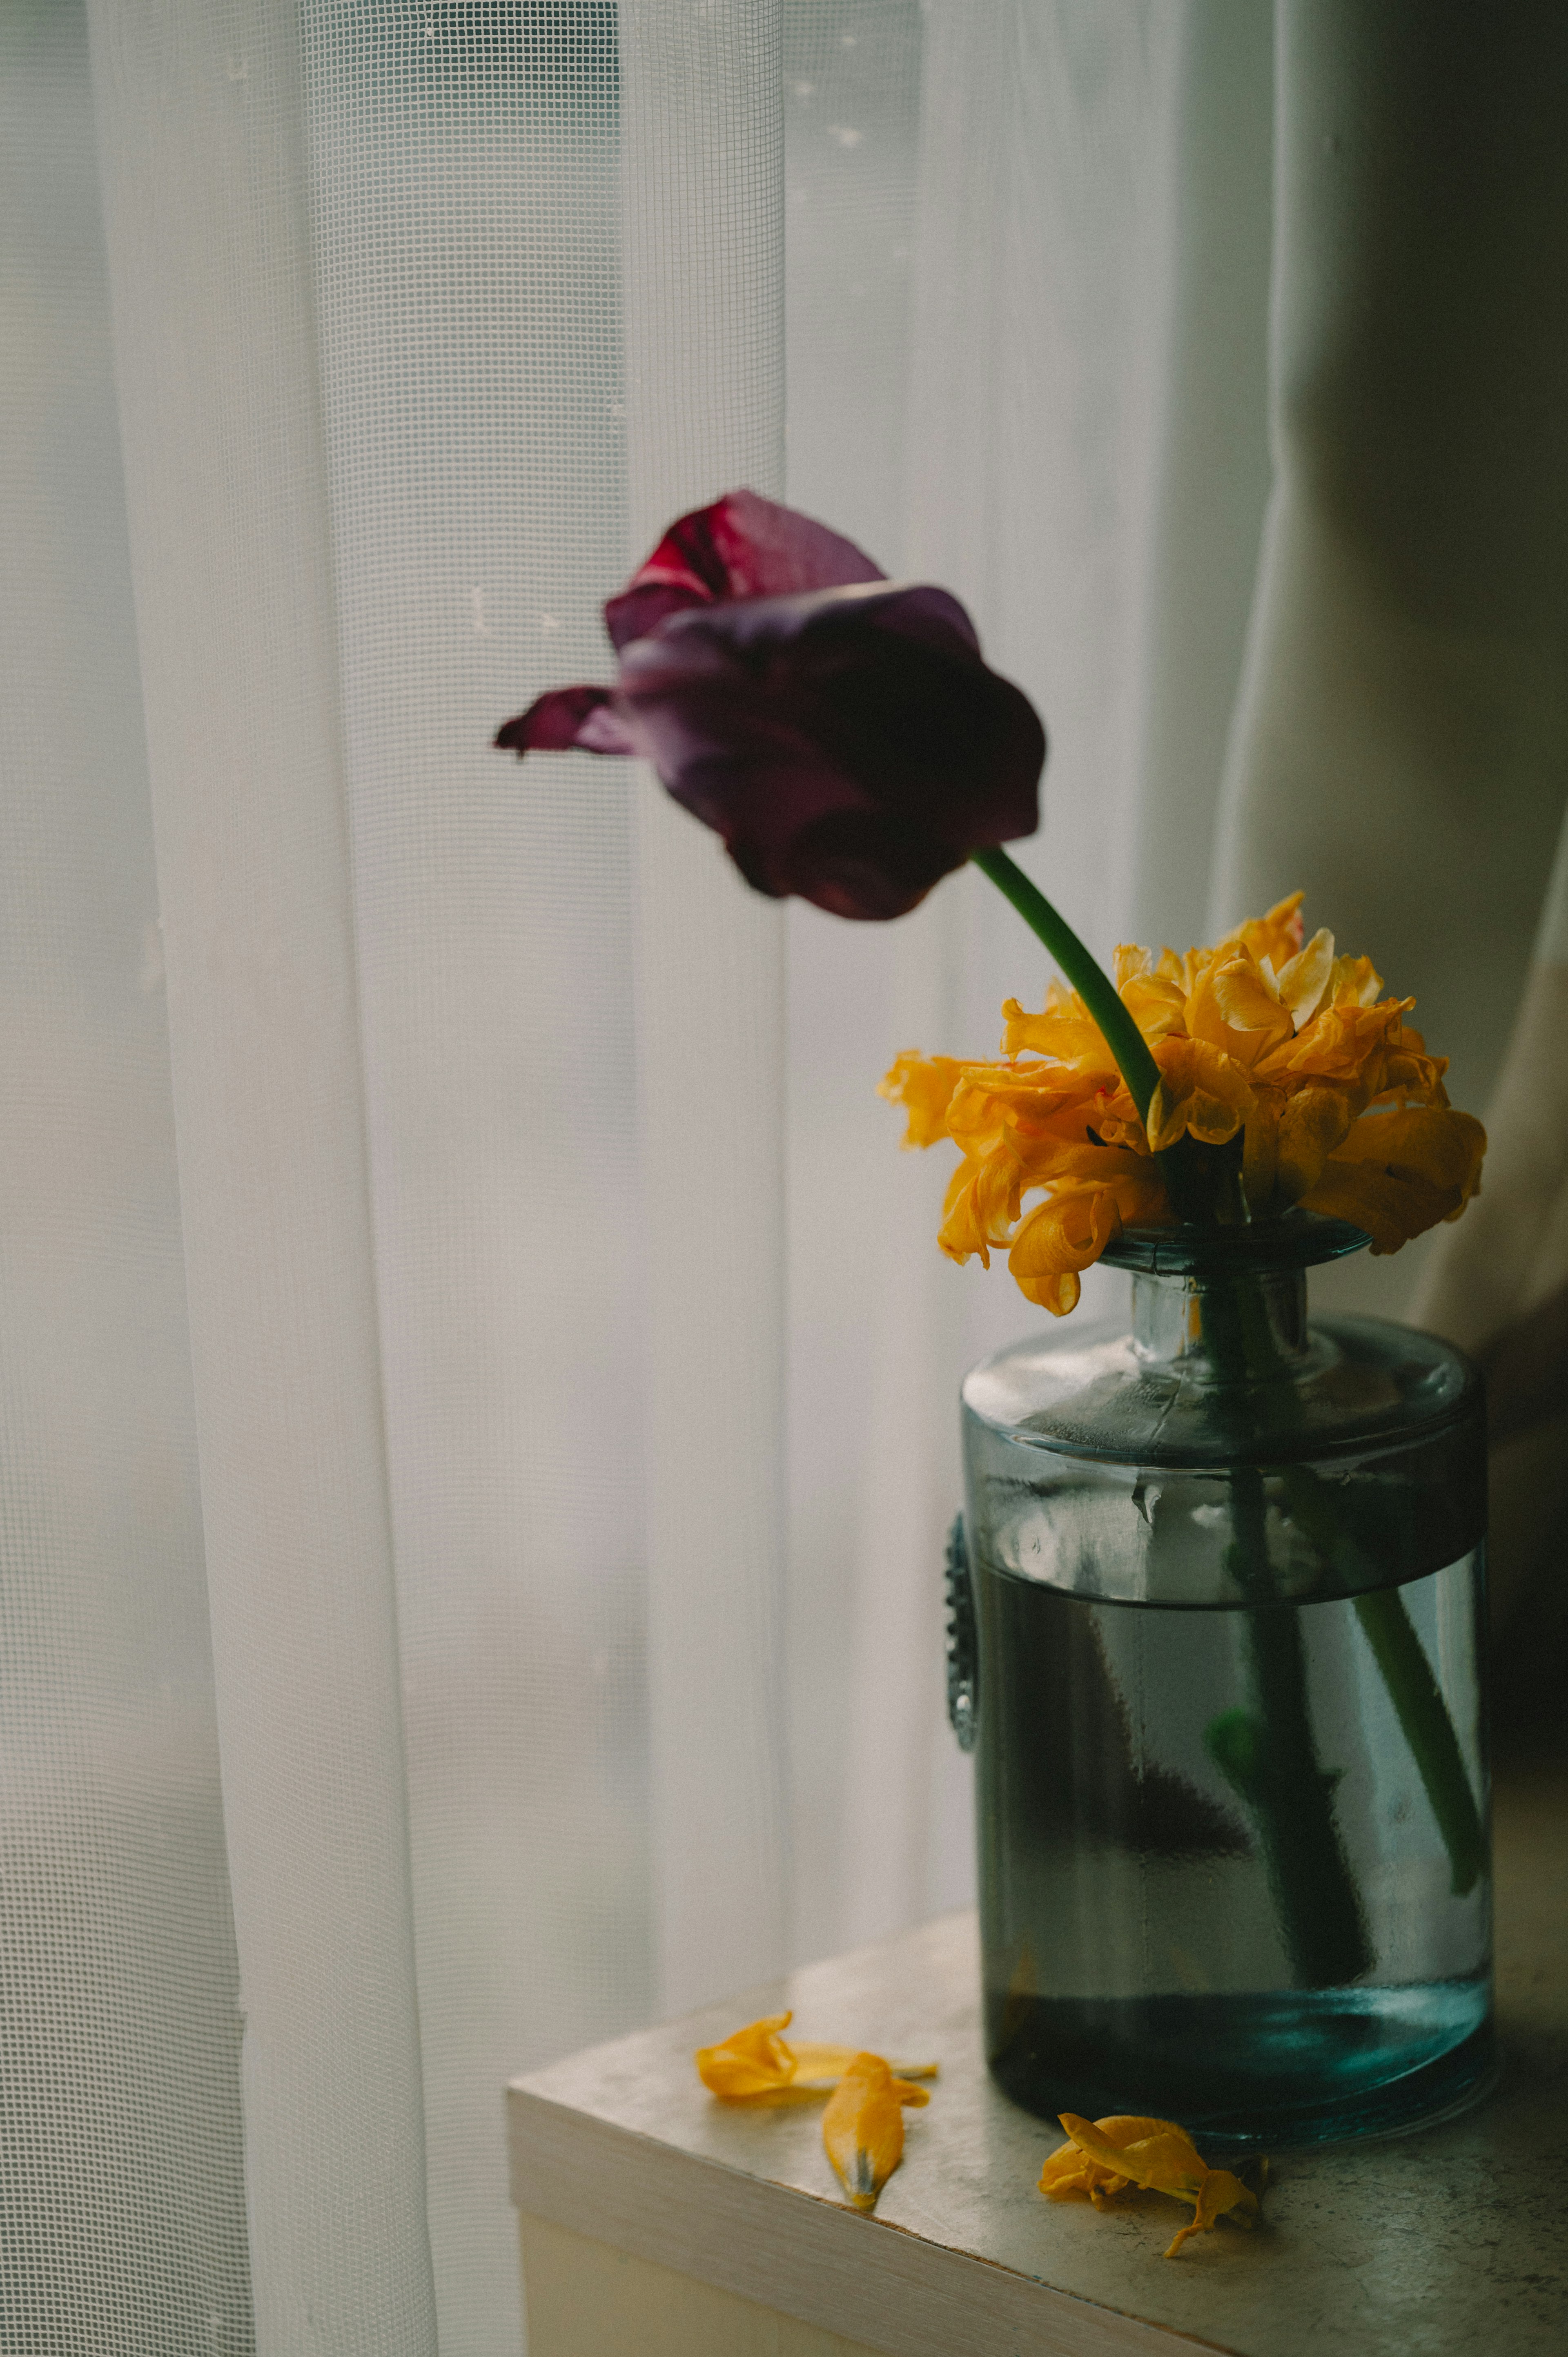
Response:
[620, 0, 793, 2020]
[300, 9, 645, 2345]
[0, 6, 252, 2347]
[85, 3, 437, 2347]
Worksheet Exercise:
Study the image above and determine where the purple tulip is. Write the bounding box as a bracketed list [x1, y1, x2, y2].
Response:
[494, 489, 1043, 920]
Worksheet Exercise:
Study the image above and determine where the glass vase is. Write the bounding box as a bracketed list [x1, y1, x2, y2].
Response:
[949, 1214, 1493, 2151]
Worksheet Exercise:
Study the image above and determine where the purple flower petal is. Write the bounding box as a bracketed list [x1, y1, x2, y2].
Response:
[493, 497, 1044, 919]
[604, 488, 884, 650]
[615, 582, 1042, 919]
[493, 684, 637, 758]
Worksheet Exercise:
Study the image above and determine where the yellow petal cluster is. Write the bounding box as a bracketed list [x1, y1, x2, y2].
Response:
[695, 2014, 936, 2213]
[1041, 2112, 1261, 2259]
[880, 893, 1486, 1313]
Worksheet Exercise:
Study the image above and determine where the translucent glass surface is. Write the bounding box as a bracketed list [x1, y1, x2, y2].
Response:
[964, 1282, 1485, 1606]
[960, 1268, 1493, 2148]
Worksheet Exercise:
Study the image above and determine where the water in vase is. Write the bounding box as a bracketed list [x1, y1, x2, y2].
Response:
[975, 1547, 1491, 2150]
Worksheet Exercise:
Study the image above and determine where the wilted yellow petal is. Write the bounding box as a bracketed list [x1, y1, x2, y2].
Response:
[1327, 951, 1383, 1008]
[998, 996, 1056, 1057]
[1044, 2114, 1260, 2259]
[1038, 2115, 1165, 2207]
[1057, 2113, 1207, 2199]
[822, 2053, 929, 2212]
[1377, 1020, 1449, 1105]
[1008, 1186, 1120, 1315]
[1232, 890, 1305, 970]
[1039, 2145, 1129, 2203]
[695, 2013, 797, 2099]
[1302, 1106, 1487, 1251]
[1274, 1084, 1356, 1204]
[939, 1149, 1024, 1269]
[695, 2015, 937, 2103]
[1163, 2165, 1257, 2259]
[1209, 955, 1287, 1039]
[787, 2041, 938, 2092]
[996, 976, 1111, 1065]
[1274, 926, 1335, 1026]
[1121, 968, 1188, 1043]
[1147, 1038, 1254, 1152]
[878, 1052, 967, 1148]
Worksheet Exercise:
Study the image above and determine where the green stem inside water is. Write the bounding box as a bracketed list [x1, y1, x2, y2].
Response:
[1198, 1281, 1374, 1987]
[1353, 1587, 1486, 1897]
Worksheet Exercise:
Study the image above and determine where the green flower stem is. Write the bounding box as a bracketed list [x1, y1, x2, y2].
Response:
[1198, 1282, 1374, 1988]
[1274, 1467, 1484, 1895]
[1210, 1280, 1484, 1918]
[971, 848, 1162, 1118]
[971, 847, 1216, 1222]
[1352, 1587, 1486, 1896]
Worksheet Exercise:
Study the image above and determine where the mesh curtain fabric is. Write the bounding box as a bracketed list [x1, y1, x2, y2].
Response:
[6, 3, 1568, 2353]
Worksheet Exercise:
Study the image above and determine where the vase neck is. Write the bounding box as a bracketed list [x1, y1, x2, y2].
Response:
[1130, 1265, 1310, 1378]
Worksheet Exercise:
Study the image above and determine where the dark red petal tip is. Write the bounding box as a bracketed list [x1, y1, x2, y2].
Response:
[494, 684, 635, 758]
[604, 488, 886, 649]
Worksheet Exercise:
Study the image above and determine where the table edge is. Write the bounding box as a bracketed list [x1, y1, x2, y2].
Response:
[508, 2084, 1235, 2357]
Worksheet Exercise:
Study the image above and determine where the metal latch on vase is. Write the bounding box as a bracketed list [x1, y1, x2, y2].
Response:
[945, 1513, 977, 1752]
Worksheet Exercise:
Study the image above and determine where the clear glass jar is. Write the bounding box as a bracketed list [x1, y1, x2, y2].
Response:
[950, 1214, 1493, 2151]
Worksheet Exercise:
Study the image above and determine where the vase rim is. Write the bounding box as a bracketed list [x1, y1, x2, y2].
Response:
[1100, 1210, 1371, 1277]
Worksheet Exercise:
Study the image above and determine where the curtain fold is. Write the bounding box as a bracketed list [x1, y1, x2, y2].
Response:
[0, 5, 252, 2346]
[621, 0, 792, 2022]
[300, 10, 641, 2344]
[85, 2, 437, 2347]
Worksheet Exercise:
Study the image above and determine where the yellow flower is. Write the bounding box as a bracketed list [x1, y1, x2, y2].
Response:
[882, 894, 1486, 1309]
[1041, 2112, 1260, 2259]
[694, 2012, 937, 2102]
[822, 2052, 931, 2212]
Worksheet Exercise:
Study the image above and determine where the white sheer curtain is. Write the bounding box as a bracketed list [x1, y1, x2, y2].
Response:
[6, 3, 1565, 2353]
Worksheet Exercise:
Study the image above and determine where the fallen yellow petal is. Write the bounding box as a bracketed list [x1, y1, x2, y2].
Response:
[695, 2015, 938, 2103]
[788, 2040, 938, 2092]
[1041, 2113, 1260, 2258]
[822, 2052, 930, 2212]
[694, 2012, 797, 2099]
